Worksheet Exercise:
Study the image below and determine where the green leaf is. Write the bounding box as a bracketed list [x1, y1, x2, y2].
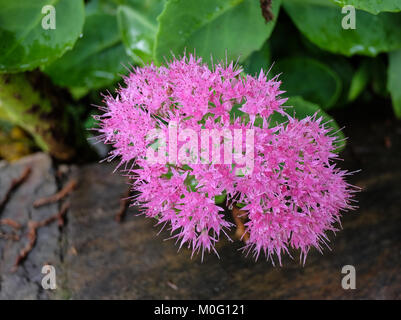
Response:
[117, 4, 160, 64]
[283, 0, 401, 57]
[0, 0, 85, 73]
[155, 0, 281, 64]
[275, 57, 342, 110]
[322, 57, 354, 107]
[214, 193, 226, 205]
[86, 0, 118, 15]
[388, 49, 401, 118]
[268, 11, 356, 108]
[348, 59, 370, 101]
[331, 0, 401, 14]
[120, 0, 167, 20]
[270, 96, 346, 150]
[44, 12, 130, 90]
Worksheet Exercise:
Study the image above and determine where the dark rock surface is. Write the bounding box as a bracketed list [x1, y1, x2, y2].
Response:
[0, 153, 61, 299]
[1, 109, 401, 299]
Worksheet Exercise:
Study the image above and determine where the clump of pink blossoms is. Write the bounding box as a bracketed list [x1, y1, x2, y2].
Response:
[96, 54, 355, 264]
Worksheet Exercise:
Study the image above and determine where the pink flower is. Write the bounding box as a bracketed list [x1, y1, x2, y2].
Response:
[96, 54, 355, 264]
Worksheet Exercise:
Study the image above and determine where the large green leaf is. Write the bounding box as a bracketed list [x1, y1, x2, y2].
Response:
[0, 0, 85, 73]
[275, 57, 342, 110]
[270, 96, 346, 150]
[283, 0, 401, 57]
[86, 0, 118, 15]
[331, 0, 401, 14]
[388, 50, 401, 118]
[120, 0, 167, 19]
[44, 12, 130, 91]
[155, 0, 281, 64]
[117, 1, 165, 65]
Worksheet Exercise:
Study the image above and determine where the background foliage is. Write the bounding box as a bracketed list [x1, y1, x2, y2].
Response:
[0, 0, 400, 161]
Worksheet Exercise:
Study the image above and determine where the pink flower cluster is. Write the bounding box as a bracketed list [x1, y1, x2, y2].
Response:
[96, 55, 355, 264]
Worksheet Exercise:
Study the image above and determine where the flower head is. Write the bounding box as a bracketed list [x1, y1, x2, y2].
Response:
[96, 54, 355, 264]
